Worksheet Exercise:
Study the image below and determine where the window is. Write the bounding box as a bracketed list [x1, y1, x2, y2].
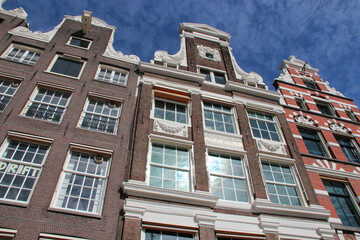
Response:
[335, 136, 360, 163]
[199, 68, 226, 85]
[298, 128, 328, 157]
[52, 150, 110, 214]
[323, 180, 360, 228]
[79, 98, 121, 134]
[24, 87, 71, 123]
[203, 102, 236, 134]
[0, 139, 49, 203]
[303, 80, 318, 90]
[208, 153, 248, 202]
[48, 55, 85, 78]
[95, 65, 128, 86]
[248, 110, 280, 142]
[345, 110, 357, 122]
[145, 229, 193, 240]
[67, 36, 91, 49]
[262, 162, 301, 206]
[316, 102, 334, 116]
[149, 143, 190, 192]
[3, 44, 41, 65]
[0, 78, 20, 111]
[295, 98, 306, 110]
[154, 99, 187, 124]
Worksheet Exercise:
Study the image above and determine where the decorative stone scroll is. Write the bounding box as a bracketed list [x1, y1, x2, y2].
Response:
[292, 112, 318, 127]
[153, 119, 188, 137]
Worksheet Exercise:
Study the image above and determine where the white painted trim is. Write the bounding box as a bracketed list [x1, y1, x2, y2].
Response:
[329, 217, 342, 224]
[180, 23, 231, 41]
[149, 133, 193, 147]
[123, 180, 218, 208]
[292, 134, 302, 139]
[225, 81, 280, 101]
[7, 131, 53, 144]
[233, 96, 284, 113]
[258, 153, 295, 164]
[326, 142, 340, 147]
[314, 189, 329, 196]
[39, 233, 90, 240]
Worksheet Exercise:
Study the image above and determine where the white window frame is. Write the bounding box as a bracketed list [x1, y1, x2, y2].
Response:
[46, 54, 86, 79]
[335, 135, 360, 163]
[259, 156, 305, 207]
[22, 85, 72, 123]
[206, 149, 251, 204]
[345, 109, 357, 122]
[302, 78, 318, 90]
[315, 100, 335, 116]
[78, 95, 122, 135]
[146, 135, 194, 193]
[94, 64, 128, 86]
[0, 132, 52, 206]
[298, 127, 330, 157]
[50, 144, 112, 217]
[2, 43, 42, 65]
[141, 227, 197, 240]
[202, 101, 238, 135]
[0, 77, 21, 112]
[66, 36, 92, 50]
[198, 66, 228, 86]
[152, 98, 189, 125]
[247, 110, 283, 142]
[294, 97, 307, 110]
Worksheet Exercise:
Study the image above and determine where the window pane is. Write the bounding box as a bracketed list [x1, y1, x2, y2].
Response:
[51, 57, 83, 78]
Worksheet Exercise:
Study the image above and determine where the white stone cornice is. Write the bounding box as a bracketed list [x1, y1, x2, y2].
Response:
[179, 22, 231, 41]
[0, 0, 27, 19]
[194, 214, 217, 227]
[225, 81, 280, 101]
[124, 205, 146, 219]
[139, 62, 204, 83]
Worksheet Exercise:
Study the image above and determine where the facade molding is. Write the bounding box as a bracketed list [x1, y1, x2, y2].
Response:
[0, 0, 27, 19]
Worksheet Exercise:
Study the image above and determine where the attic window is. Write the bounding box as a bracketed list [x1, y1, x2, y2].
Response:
[206, 53, 214, 59]
[67, 36, 92, 49]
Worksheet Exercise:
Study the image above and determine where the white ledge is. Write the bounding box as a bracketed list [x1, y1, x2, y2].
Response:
[123, 180, 218, 208]
[139, 62, 205, 83]
[252, 199, 330, 220]
[225, 81, 280, 101]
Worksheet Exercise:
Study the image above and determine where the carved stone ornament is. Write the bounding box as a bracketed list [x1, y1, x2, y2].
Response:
[204, 132, 243, 150]
[9, 26, 55, 43]
[277, 69, 294, 83]
[228, 48, 265, 85]
[257, 140, 286, 155]
[324, 81, 344, 97]
[329, 123, 350, 134]
[197, 45, 221, 62]
[294, 114, 317, 127]
[0, 0, 27, 19]
[154, 35, 187, 66]
[153, 119, 188, 137]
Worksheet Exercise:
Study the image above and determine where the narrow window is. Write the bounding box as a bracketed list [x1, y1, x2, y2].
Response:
[208, 153, 248, 202]
[24, 87, 71, 123]
[262, 162, 301, 206]
[248, 110, 280, 141]
[298, 128, 328, 157]
[316, 102, 334, 116]
[154, 99, 187, 124]
[203, 102, 236, 134]
[303, 80, 318, 90]
[323, 180, 360, 228]
[0, 78, 20, 111]
[80, 98, 121, 134]
[149, 143, 190, 192]
[53, 150, 110, 214]
[0, 139, 49, 203]
[95, 65, 128, 86]
[295, 98, 306, 110]
[68, 36, 91, 49]
[335, 136, 360, 163]
[345, 110, 357, 122]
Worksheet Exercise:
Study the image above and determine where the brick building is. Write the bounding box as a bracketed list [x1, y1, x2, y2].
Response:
[274, 56, 360, 239]
[122, 23, 334, 240]
[0, 4, 140, 240]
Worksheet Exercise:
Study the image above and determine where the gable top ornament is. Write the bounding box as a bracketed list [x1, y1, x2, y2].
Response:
[279, 56, 319, 73]
[0, 0, 27, 19]
[179, 22, 231, 42]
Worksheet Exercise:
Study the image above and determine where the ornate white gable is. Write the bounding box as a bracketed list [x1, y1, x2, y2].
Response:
[0, 0, 27, 19]
[154, 35, 187, 67]
[179, 22, 231, 41]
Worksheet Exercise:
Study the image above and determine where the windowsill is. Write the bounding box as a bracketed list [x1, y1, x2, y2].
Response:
[252, 198, 330, 220]
[123, 180, 218, 208]
[43, 70, 80, 80]
[65, 43, 91, 50]
[19, 114, 63, 125]
[0, 199, 28, 207]
[75, 126, 118, 136]
[48, 206, 102, 219]
[330, 223, 360, 233]
[216, 199, 252, 211]
[0, 58, 35, 67]
[93, 78, 127, 88]
[202, 80, 226, 89]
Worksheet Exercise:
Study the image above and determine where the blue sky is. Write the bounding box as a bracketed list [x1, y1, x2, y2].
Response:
[3, 0, 360, 105]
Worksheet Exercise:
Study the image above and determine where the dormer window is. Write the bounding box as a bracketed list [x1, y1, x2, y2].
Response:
[67, 36, 92, 49]
[303, 80, 318, 90]
[199, 67, 226, 85]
